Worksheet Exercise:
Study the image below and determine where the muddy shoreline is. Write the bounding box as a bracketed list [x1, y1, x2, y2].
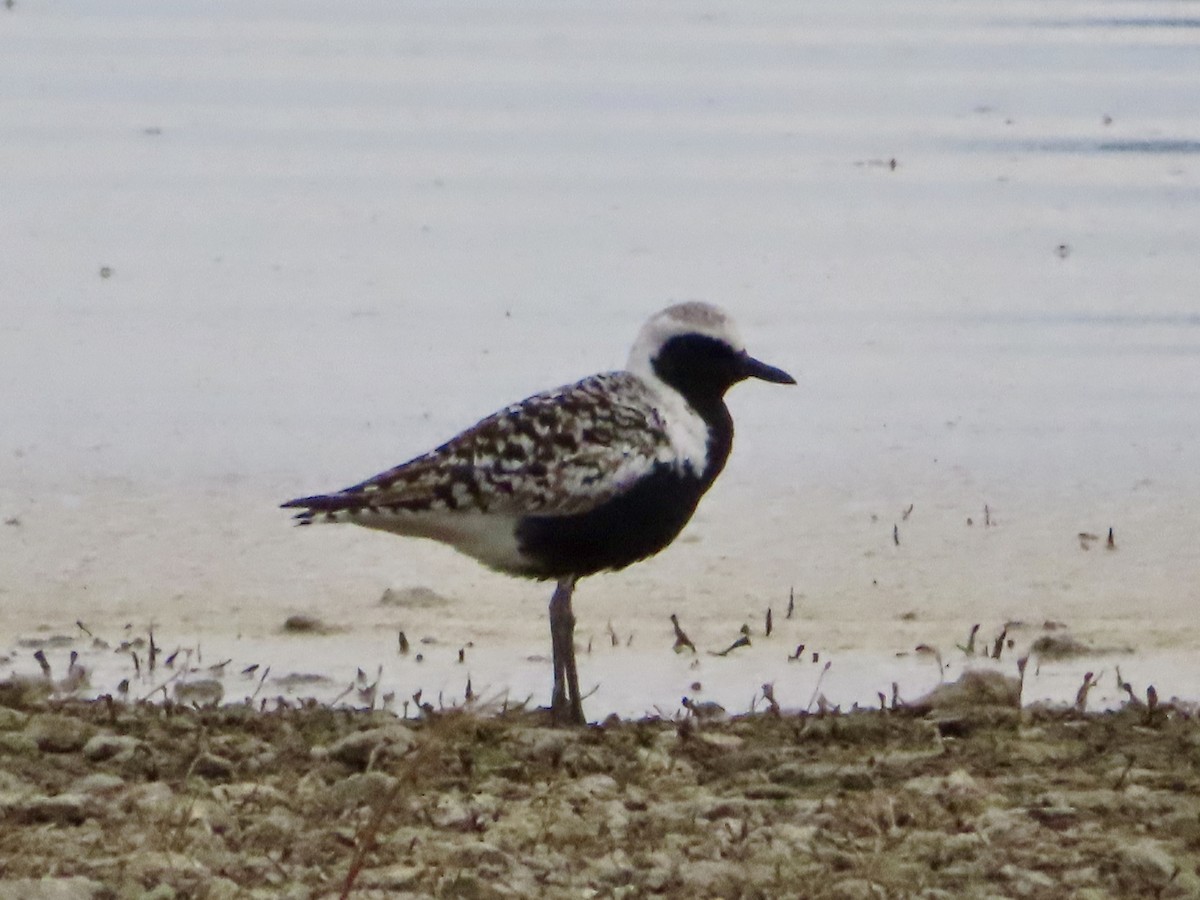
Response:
[1, 676, 1199, 899]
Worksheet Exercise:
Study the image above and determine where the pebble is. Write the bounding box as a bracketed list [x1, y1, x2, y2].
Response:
[695, 731, 743, 751]
[202, 878, 244, 900]
[838, 768, 875, 791]
[14, 793, 91, 826]
[213, 781, 289, 806]
[566, 772, 619, 800]
[452, 841, 510, 868]
[123, 851, 211, 888]
[998, 863, 1055, 891]
[82, 733, 142, 762]
[325, 770, 398, 808]
[1119, 838, 1177, 882]
[363, 864, 422, 890]
[190, 752, 235, 781]
[0, 708, 29, 731]
[71, 772, 126, 796]
[323, 724, 415, 769]
[125, 781, 177, 816]
[769, 761, 814, 786]
[0, 731, 38, 756]
[675, 858, 744, 893]
[593, 848, 635, 884]
[771, 822, 819, 852]
[0, 877, 109, 900]
[0, 768, 33, 794]
[26, 714, 93, 753]
[905, 768, 983, 799]
[173, 678, 224, 705]
[518, 729, 571, 760]
[598, 798, 631, 837]
[242, 805, 305, 847]
[829, 878, 887, 899]
[430, 794, 477, 830]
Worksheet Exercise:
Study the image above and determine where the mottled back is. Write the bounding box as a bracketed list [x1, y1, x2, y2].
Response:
[284, 372, 688, 523]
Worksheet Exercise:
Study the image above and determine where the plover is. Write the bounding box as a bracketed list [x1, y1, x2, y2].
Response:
[282, 302, 794, 724]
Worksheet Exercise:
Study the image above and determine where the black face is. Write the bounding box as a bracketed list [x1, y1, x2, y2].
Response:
[651, 334, 796, 407]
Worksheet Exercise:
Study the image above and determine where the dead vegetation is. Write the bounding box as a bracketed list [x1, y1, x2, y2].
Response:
[1, 680, 1200, 898]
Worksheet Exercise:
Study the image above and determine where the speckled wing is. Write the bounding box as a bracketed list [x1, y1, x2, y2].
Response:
[282, 372, 675, 523]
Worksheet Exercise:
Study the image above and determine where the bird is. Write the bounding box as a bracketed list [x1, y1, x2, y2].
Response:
[282, 301, 795, 725]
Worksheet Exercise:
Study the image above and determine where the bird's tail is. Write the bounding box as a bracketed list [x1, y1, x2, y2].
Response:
[280, 493, 361, 525]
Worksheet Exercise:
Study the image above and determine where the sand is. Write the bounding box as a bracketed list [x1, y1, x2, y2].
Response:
[3, 1, 1200, 715]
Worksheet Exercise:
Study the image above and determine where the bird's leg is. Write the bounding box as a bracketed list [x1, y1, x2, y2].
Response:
[549, 582, 568, 719]
[548, 576, 584, 725]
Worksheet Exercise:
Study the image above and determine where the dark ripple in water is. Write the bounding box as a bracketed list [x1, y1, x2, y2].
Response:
[969, 138, 1200, 155]
[960, 313, 1200, 328]
[1039, 18, 1200, 29]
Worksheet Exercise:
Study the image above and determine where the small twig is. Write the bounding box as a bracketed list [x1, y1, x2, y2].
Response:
[915, 644, 945, 681]
[957, 623, 981, 656]
[991, 627, 1008, 661]
[761, 682, 780, 716]
[1074, 670, 1099, 713]
[330, 681, 355, 707]
[1113, 754, 1136, 790]
[137, 666, 189, 703]
[805, 661, 832, 713]
[670, 614, 696, 654]
[250, 665, 271, 701]
[340, 731, 444, 899]
[711, 627, 751, 657]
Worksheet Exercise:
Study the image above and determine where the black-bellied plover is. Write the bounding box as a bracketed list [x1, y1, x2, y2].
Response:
[283, 302, 794, 724]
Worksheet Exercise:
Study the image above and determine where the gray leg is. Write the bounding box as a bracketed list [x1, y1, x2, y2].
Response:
[548, 576, 584, 725]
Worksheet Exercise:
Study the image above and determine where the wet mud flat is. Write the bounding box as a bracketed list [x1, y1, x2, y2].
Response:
[1, 679, 1199, 899]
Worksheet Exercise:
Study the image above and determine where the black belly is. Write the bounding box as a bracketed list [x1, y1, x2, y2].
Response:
[513, 464, 707, 579]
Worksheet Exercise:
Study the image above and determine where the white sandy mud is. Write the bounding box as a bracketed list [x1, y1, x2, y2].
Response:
[2, 0, 1198, 716]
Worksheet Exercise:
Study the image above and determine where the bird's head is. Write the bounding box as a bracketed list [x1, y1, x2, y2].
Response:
[628, 302, 796, 401]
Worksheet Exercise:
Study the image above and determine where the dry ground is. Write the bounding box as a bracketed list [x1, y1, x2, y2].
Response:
[1, 675, 1199, 899]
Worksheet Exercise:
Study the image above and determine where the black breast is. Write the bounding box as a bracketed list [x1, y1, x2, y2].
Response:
[516, 333, 746, 580]
[513, 462, 708, 579]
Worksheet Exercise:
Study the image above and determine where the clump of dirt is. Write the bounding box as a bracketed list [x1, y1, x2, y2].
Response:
[379, 585, 453, 609]
[1, 680, 1199, 898]
[281, 615, 335, 635]
[1030, 633, 1100, 660]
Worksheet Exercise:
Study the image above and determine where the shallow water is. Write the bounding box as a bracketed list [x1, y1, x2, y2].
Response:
[2, 0, 1197, 716]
